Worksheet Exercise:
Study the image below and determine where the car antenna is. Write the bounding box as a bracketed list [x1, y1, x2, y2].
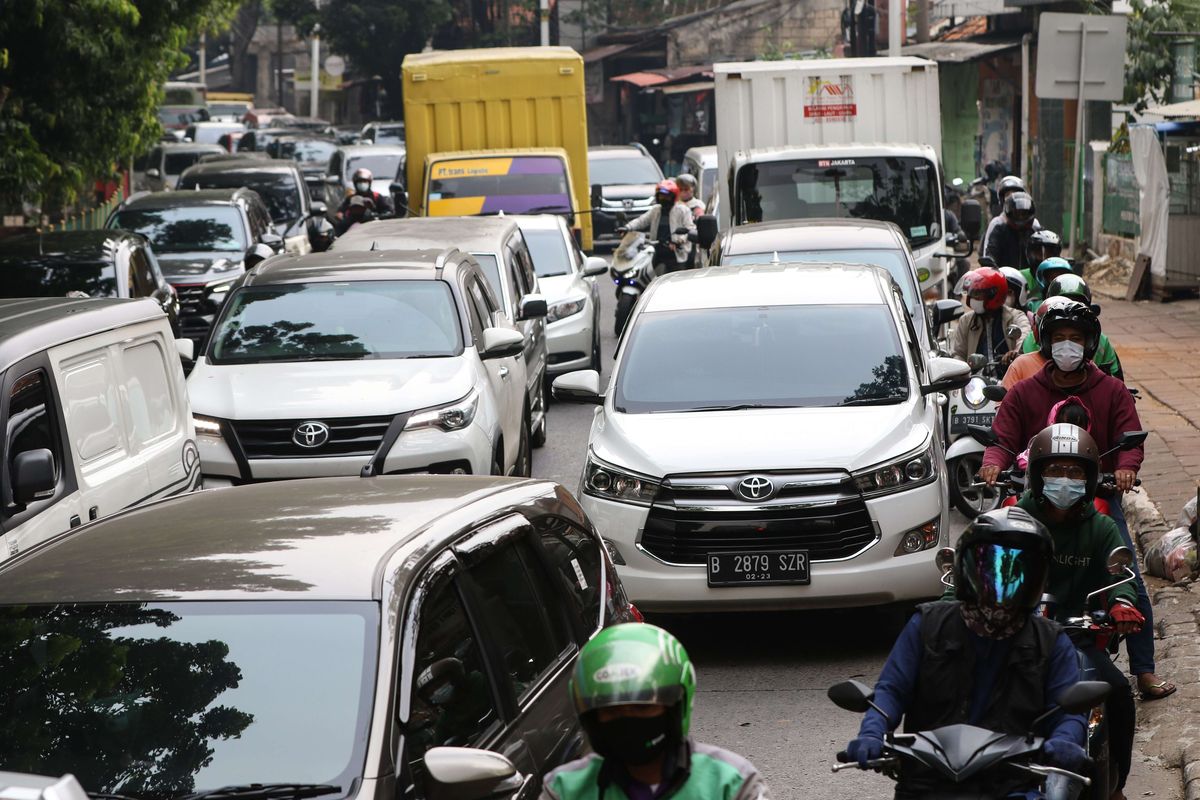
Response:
[370, 240, 379, 251]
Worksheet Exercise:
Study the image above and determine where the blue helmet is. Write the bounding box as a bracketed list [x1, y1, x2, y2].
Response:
[1035, 257, 1073, 293]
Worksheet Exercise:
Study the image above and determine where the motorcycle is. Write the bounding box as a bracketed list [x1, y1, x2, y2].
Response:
[828, 676, 1109, 799]
[945, 354, 1008, 518]
[610, 230, 657, 336]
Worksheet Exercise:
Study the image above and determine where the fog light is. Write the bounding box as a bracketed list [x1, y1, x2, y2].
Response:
[601, 537, 626, 565]
[894, 519, 941, 556]
[899, 531, 925, 554]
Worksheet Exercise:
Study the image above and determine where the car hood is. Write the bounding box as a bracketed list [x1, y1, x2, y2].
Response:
[189, 356, 475, 420]
[591, 401, 929, 477]
[601, 184, 656, 203]
[156, 251, 247, 282]
[537, 273, 585, 302]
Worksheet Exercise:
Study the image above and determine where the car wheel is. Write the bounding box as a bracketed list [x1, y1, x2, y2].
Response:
[516, 411, 533, 478]
[948, 453, 1001, 519]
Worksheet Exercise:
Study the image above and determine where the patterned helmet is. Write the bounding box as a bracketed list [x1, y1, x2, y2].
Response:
[1026, 422, 1101, 501]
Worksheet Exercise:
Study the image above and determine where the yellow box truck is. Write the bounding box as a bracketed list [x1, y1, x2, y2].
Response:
[401, 46, 592, 249]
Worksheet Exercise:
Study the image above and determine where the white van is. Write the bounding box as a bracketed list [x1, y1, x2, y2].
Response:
[0, 298, 199, 562]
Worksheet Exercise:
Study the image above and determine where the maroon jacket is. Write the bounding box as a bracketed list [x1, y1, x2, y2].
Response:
[984, 361, 1144, 473]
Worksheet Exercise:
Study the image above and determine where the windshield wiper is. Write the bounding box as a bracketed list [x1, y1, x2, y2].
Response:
[179, 784, 341, 800]
[89, 792, 144, 800]
[526, 205, 571, 214]
[657, 403, 798, 413]
[837, 395, 906, 407]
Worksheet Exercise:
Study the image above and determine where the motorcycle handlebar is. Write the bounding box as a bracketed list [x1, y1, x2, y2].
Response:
[832, 757, 899, 773]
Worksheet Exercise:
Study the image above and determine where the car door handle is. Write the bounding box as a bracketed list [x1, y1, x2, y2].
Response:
[89, 505, 99, 521]
[70, 515, 81, 528]
[498, 366, 510, 379]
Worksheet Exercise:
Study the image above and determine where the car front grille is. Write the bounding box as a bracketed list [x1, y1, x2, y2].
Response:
[639, 470, 878, 565]
[231, 415, 394, 458]
[174, 284, 206, 316]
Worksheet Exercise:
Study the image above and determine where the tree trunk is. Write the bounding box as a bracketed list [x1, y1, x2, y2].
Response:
[380, 70, 405, 120]
[229, 1, 262, 94]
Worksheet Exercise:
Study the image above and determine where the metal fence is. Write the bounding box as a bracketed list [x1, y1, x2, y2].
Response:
[1102, 153, 1139, 238]
[44, 186, 126, 233]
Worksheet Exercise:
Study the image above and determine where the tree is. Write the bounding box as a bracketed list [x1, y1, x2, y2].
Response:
[0, 0, 241, 215]
[272, 0, 453, 120]
[1113, 0, 1199, 111]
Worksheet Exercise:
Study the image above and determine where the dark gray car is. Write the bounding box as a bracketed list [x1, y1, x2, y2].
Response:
[0, 476, 637, 800]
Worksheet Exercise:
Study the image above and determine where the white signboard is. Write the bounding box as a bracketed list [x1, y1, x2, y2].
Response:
[1034, 13, 1127, 102]
[324, 54, 345, 77]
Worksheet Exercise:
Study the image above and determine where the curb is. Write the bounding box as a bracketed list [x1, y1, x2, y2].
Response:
[1122, 489, 1200, 798]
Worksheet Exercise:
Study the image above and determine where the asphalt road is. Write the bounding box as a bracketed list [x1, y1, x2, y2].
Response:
[530, 280, 969, 797]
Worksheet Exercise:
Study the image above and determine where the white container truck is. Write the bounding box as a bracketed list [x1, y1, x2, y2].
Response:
[713, 56, 950, 294]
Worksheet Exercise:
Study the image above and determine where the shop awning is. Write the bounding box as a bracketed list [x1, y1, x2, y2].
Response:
[900, 39, 1019, 63]
[1142, 98, 1200, 119]
[609, 71, 671, 87]
[660, 81, 715, 95]
[609, 64, 713, 87]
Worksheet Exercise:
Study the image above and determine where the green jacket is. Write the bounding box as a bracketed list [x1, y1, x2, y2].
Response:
[1016, 492, 1137, 618]
[540, 740, 770, 800]
[1019, 331, 1123, 379]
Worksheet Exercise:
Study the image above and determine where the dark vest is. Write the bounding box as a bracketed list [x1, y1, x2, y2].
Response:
[905, 601, 1060, 735]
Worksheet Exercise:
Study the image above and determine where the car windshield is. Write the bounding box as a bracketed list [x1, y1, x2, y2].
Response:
[111, 206, 248, 253]
[521, 228, 572, 277]
[183, 172, 303, 224]
[191, 126, 241, 145]
[272, 139, 337, 165]
[615, 305, 909, 412]
[367, 126, 404, 144]
[164, 151, 208, 175]
[589, 156, 661, 185]
[722, 249, 918, 317]
[428, 156, 572, 216]
[346, 154, 403, 181]
[210, 280, 462, 363]
[734, 157, 941, 247]
[0, 259, 118, 298]
[470, 254, 504, 302]
[0, 601, 376, 798]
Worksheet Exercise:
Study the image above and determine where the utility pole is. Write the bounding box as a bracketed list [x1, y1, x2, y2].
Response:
[916, 0, 929, 43]
[540, 0, 550, 45]
[199, 32, 207, 86]
[310, 21, 320, 116]
[276, 17, 283, 106]
[888, 0, 902, 55]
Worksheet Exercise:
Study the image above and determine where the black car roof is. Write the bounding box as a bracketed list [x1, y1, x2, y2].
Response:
[0, 229, 145, 262]
[119, 188, 253, 210]
[0, 297, 165, 373]
[179, 159, 302, 179]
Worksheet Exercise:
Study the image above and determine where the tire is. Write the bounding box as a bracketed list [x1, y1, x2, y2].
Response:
[515, 412, 533, 478]
[530, 384, 548, 449]
[948, 452, 1002, 518]
[615, 292, 637, 337]
[490, 441, 504, 477]
[589, 327, 602, 372]
[1084, 727, 1111, 800]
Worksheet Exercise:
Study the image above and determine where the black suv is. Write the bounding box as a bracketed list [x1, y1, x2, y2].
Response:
[0, 230, 179, 333]
[177, 160, 334, 254]
[587, 145, 664, 248]
[108, 188, 280, 347]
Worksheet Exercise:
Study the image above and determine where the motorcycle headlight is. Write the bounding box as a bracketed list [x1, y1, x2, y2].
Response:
[854, 445, 936, 498]
[962, 376, 988, 410]
[582, 454, 660, 506]
[193, 414, 223, 437]
[547, 296, 586, 323]
[404, 390, 479, 432]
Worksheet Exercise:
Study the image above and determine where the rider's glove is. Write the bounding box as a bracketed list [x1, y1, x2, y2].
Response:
[1109, 602, 1144, 631]
[1042, 738, 1089, 773]
[844, 734, 884, 768]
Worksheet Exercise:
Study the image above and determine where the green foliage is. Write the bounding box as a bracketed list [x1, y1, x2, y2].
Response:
[0, 0, 240, 214]
[271, 0, 453, 119]
[1118, 0, 1193, 111]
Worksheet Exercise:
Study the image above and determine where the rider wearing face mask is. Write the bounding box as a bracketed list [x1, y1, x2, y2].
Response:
[846, 507, 1088, 797]
[1014, 273, 1124, 380]
[541, 623, 770, 800]
[948, 267, 1030, 365]
[620, 180, 697, 274]
[336, 167, 394, 219]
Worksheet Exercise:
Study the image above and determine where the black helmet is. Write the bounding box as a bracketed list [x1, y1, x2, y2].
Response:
[1045, 273, 1092, 305]
[997, 175, 1026, 202]
[954, 506, 1053, 614]
[1026, 422, 1101, 503]
[1004, 192, 1036, 229]
[1038, 299, 1100, 363]
[1027, 229, 1062, 267]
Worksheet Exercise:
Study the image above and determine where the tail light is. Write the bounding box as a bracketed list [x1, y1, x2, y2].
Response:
[629, 603, 644, 623]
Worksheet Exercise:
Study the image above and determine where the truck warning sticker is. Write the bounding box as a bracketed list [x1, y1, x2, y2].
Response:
[804, 76, 856, 122]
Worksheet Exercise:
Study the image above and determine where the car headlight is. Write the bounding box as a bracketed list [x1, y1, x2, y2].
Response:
[547, 296, 586, 323]
[961, 376, 988, 410]
[853, 444, 936, 498]
[193, 414, 223, 437]
[208, 278, 236, 296]
[582, 454, 660, 506]
[405, 390, 479, 432]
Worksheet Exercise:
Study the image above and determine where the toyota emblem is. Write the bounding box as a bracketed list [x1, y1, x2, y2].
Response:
[737, 475, 775, 501]
[293, 421, 331, 449]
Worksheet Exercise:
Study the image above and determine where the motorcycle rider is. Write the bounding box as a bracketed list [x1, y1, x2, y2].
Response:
[984, 191, 1041, 271]
[1023, 231, 1064, 304]
[948, 267, 1030, 365]
[1028, 256, 1076, 312]
[333, 194, 375, 236]
[336, 167, 393, 219]
[998, 266, 1029, 310]
[981, 175, 1030, 252]
[541, 622, 771, 800]
[1014, 274, 1124, 380]
[675, 173, 705, 219]
[1013, 423, 1144, 799]
[842, 507, 1088, 797]
[620, 180, 696, 274]
[980, 301, 1174, 705]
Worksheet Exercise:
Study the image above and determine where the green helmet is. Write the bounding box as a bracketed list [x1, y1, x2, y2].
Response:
[570, 623, 697, 736]
[1045, 273, 1092, 305]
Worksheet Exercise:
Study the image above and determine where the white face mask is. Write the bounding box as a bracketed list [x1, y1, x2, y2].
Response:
[1051, 339, 1085, 372]
[969, 299, 987, 315]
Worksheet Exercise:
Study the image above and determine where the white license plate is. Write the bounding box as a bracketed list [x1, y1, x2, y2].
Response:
[707, 550, 810, 587]
[620, 285, 641, 295]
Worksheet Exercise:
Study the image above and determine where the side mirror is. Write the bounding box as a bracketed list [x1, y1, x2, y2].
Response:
[551, 370, 603, 405]
[479, 327, 525, 360]
[827, 680, 874, 713]
[1055, 681, 1111, 715]
[1116, 431, 1148, 450]
[930, 299, 964, 329]
[982, 384, 1008, 403]
[966, 424, 999, 447]
[582, 256, 608, 277]
[423, 747, 524, 800]
[391, 186, 409, 217]
[517, 294, 548, 321]
[12, 448, 56, 506]
[310, 201, 327, 217]
[590, 182, 603, 211]
[959, 198, 982, 241]
[260, 232, 284, 251]
[146, 168, 162, 179]
[695, 214, 718, 250]
[921, 356, 972, 396]
[1107, 545, 1134, 575]
[978, 256, 998, 268]
[175, 337, 195, 362]
[967, 353, 987, 373]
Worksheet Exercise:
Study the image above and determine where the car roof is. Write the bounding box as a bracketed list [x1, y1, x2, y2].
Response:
[641, 262, 893, 312]
[158, 142, 226, 154]
[0, 476, 562, 603]
[588, 146, 650, 159]
[720, 219, 907, 255]
[119, 188, 249, 210]
[242, 247, 467, 285]
[0, 229, 145, 261]
[338, 144, 406, 157]
[684, 145, 717, 166]
[333, 216, 523, 254]
[0, 297, 165, 373]
[510, 214, 568, 233]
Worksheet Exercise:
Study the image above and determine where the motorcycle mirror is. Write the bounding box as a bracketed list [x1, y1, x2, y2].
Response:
[977, 255, 998, 268]
[958, 199, 982, 241]
[695, 214, 718, 250]
[1005, 325, 1021, 340]
[965, 424, 999, 447]
[982, 385, 1007, 403]
[1055, 681, 1111, 715]
[827, 680, 875, 714]
[1116, 431, 1148, 450]
[1106, 546, 1134, 575]
[591, 183, 603, 211]
[935, 547, 955, 576]
[967, 353, 987, 372]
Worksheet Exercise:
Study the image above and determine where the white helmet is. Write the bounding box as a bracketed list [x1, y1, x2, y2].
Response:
[998, 266, 1028, 309]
